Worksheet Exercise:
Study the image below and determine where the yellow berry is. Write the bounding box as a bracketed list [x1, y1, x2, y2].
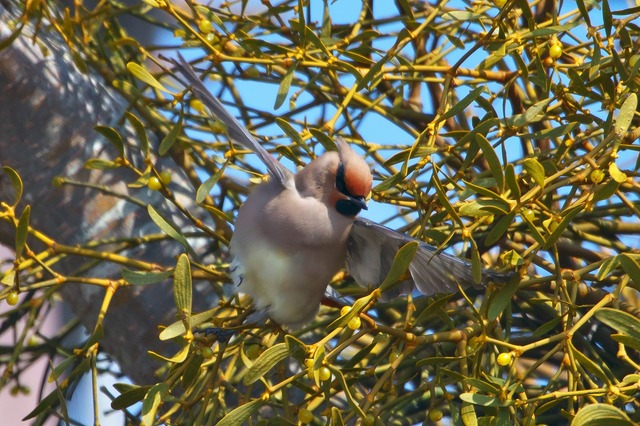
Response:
[245, 344, 261, 360]
[197, 19, 213, 34]
[493, 0, 506, 6]
[159, 171, 172, 185]
[298, 408, 314, 424]
[318, 366, 331, 381]
[348, 316, 361, 330]
[362, 414, 376, 425]
[521, 208, 535, 222]
[340, 306, 351, 316]
[590, 169, 605, 184]
[429, 409, 444, 421]
[201, 346, 214, 359]
[549, 44, 562, 60]
[6, 291, 19, 306]
[148, 176, 162, 191]
[497, 352, 512, 366]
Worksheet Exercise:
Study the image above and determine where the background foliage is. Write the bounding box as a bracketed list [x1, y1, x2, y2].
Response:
[1, 0, 640, 424]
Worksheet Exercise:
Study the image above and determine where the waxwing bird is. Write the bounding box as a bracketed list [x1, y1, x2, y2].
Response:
[172, 56, 509, 328]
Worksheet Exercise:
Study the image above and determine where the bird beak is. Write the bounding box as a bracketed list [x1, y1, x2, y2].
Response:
[350, 195, 368, 211]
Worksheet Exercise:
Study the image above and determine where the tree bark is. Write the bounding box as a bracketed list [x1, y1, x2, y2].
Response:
[0, 7, 210, 384]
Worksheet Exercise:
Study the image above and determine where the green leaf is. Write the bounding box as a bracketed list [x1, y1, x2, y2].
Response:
[111, 385, 151, 410]
[487, 273, 519, 321]
[618, 254, 640, 287]
[475, 134, 504, 192]
[373, 172, 405, 192]
[596, 256, 620, 281]
[15, 205, 30, 259]
[459, 401, 478, 426]
[459, 200, 509, 217]
[196, 162, 228, 204]
[459, 392, 513, 407]
[504, 164, 521, 199]
[95, 125, 124, 158]
[610, 333, 640, 351]
[379, 241, 419, 293]
[285, 335, 308, 364]
[243, 343, 289, 385]
[2, 166, 23, 206]
[127, 62, 169, 92]
[328, 366, 367, 419]
[439, 86, 486, 122]
[275, 117, 309, 155]
[217, 398, 265, 426]
[470, 239, 482, 284]
[542, 205, 584, 250]
[147, 204, 194, 254]
[159, 308, 219, 341]
[141, 383, 168, 426]
[569, 341, 610, 385]
[274, 61, 298, 110]
[523, 158, 545, 189]
[84, 158, 119, 170]
[571, 403, 632, 426]
[125, 112, 150, 159]
[121, 268, 174, 286]
[433, 172, 463, 226]
[149, 343, 190, 363]
[594, 307, 640, 344]
[507, 97, 552, 127]
[159, 110, 183, 156]
[22, 388, 61, 420]
[174, 254, 192, 331]
[485, 211, 516, 246]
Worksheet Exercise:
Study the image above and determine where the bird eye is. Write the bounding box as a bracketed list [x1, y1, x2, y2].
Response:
[335, 163, 349, 196]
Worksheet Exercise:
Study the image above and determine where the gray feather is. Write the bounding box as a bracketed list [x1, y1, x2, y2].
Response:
[348, 218, 510, 298]
[171, 54, 291, 187]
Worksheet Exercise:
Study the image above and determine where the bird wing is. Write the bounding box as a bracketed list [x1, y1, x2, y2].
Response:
[347, 218, 510, 298]
[171, 54, 292, 187]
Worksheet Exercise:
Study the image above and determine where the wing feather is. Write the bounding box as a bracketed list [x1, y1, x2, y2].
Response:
[171, 54, 291, 187]
[348, 218, 511, 297]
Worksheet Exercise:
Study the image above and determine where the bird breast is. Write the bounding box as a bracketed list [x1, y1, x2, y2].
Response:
[229, 180, 354, 326]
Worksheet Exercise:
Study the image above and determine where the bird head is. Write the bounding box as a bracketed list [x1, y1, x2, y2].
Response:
[333, 137, 373, 217]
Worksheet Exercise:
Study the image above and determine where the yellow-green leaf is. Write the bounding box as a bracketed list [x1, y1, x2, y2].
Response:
[141, 383, 168, 426]
[243, 343, 289, 385]
[125, 112, 150, 159]
[127, 61, 168, 92]
[475, 134, 504, 192]
[217, 398, 265, 426]
[95, 125, 124, 158]
[615, 93, 637, 135]
[379, 241, 419, 293]
[15, 205, 30, 259]
[196, 162, 228, 204]
[609, 162, 627, 183]
[159, 110, 183, 156]
[111, 385, 151, 410]
[523, 158, 545, 189]
[618, 254, 640, 287]
[3, 166, 23, 206]
[571, 403, 632, 426]
[174, 254, 192, 331]
[121, 269, 174, 286]
[487, 274, 519, 321]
